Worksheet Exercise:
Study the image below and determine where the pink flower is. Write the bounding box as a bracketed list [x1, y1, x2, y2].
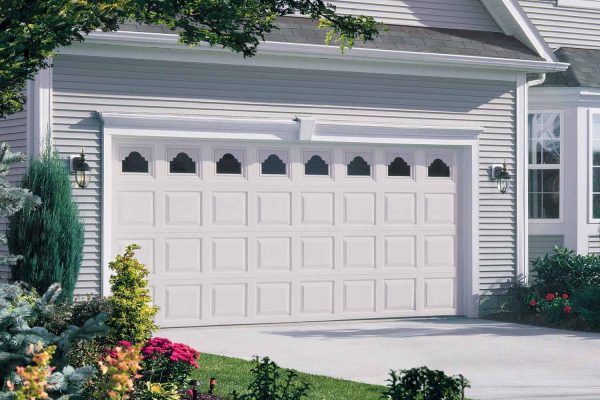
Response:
[528, 300, 537, 307]
[546, 293, 555, 301]
[564, 306, 572, 313]
[561, 293, 569, 300]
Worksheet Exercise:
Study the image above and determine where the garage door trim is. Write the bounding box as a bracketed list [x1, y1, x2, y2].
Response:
[99, 113, 481, 319]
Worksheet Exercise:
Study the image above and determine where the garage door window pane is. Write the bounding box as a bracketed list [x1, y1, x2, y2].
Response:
[388, 157, 410, 177]
[347, 156, 371, 176]
[261, 154, 286, 175]
[305, 155, 329, 176]
[216, 153, 242, 174]
[428, 159, 450, 177]
[170, 152, 196, 173]
[122, 151, 149, 173]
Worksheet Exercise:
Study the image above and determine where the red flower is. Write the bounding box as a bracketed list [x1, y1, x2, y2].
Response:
[546, 293, 555, 301]
[564, 306, 572, 313]
[528, 300, 537, 307]
[117, 340, 132, 348]
[561, 293, 569, 300]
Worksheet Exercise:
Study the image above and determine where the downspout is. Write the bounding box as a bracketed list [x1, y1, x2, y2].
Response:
[527, 73, 546, 88]
[519, 72, 545, 284]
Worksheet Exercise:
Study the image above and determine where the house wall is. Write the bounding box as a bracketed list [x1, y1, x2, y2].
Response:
[519, 0, 600, 49]
[330, 0, 501, 31]
[51, 54, 518, 298]
[528, 234, 563, 278]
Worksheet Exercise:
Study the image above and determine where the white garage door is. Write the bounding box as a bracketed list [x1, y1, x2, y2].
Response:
[111, 139, 461, 327]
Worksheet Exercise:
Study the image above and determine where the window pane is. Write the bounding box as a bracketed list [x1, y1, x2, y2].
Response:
[528, 139, 535, 164]
[261, 154, 286, 175]
[529, 114, 542, 139]
[428, 159, 450, 177]
[529, 193, 543, 219]
[122, 151, 149, 173]
[594, 194, 600, 219]
[593, 141, 600, 166]
[347, 156, 371, 176]
[593, 115, 600, 140]
[542, 193, 560, 219]
[541, 113, 560, 139]
[216, 153, 242, 174]
[594, 167, 600, 193]
[388, 157, 411, 177]
[542, 140, 560, 164]
[169, 152, 196, 173]
[528, 170, 542, 192]
[305, 155, 329, 176]
[542, 169, 560, 193]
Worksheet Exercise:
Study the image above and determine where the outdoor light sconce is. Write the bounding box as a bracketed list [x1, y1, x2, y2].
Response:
[491, 160, 511, 194]
[69, 148, 90, 188]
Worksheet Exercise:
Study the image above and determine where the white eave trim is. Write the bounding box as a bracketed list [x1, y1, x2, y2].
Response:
[481, 0, 558, 63]
[70, 30, 568, 73]
[529, 87, 600, 105]
[96, 112, 483, 145]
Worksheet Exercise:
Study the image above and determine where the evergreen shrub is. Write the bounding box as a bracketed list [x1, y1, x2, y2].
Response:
[7, 150, 84, 303]
[106, 244, 158, 344]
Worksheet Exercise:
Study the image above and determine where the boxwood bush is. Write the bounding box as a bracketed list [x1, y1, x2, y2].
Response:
[531, 247, 600, 295]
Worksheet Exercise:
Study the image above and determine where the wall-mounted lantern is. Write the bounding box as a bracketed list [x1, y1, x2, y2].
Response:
[492, 160, 511, 194]
[70, 148, 90, 188]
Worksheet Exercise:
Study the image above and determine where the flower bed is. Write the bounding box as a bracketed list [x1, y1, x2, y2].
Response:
[488, 247, 600, 332]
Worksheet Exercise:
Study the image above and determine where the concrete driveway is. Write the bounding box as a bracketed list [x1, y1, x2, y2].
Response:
[161, 317, 600, 400]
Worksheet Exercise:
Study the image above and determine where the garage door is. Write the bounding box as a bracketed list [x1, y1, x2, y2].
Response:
[111, 139, 461, 327]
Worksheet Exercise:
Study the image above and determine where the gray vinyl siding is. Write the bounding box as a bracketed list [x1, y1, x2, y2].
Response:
[589, 236, 600, 254]
[528, 234, 563, 279]
[52, 54, 517, 297]
[330, 0, 501, 31]
[0, 103, 28, 281]
[519, 0, 600, 49]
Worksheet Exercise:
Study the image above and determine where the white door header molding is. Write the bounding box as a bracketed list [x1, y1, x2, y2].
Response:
[96, 112, 483, 146]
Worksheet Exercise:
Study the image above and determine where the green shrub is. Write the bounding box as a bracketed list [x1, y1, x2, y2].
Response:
[31, 295, 113, 367]
[502, 278, 531, 317]
[383, 367, 469, 400]
[531, 247, 600, 295]
[0, 282, 106, 392]
[534, 292, 573, 325]
[572, 286, 600, 330]
[7, 150, 84, 303]
[231, 357, 310, 400]
[106, 244, 158, 344]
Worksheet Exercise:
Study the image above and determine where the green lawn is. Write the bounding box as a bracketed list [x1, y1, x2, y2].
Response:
[191, 353, 385, 400]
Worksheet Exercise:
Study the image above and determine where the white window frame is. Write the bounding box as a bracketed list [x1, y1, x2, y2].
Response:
[588, 109, 600, 223]
[528, 110, 564, 223]
[558, 0, 600, 10]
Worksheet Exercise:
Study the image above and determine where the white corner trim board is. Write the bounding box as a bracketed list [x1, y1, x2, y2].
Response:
[97, 112, 483, 146]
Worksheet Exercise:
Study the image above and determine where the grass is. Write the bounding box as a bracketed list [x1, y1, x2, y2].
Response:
[191, 353, 385, 400]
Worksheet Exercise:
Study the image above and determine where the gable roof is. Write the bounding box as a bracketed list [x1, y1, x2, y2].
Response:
[480, 0, 557, 62]
[120, 17, 543, 61]
[542, 48, 600, 88]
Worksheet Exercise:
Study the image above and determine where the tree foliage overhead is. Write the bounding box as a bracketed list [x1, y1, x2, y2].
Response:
[0, 0, 379, 118]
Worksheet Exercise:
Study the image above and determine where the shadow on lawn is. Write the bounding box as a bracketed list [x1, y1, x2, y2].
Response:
[261, 317, 600, 341]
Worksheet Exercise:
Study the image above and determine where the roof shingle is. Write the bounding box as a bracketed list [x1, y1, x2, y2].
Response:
[542, 48, 600, 88]
[118, 16, 542, 61]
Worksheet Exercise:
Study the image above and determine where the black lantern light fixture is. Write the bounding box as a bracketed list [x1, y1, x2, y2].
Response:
[493, 159, 511, 194]
[70, 148, 90, 188]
